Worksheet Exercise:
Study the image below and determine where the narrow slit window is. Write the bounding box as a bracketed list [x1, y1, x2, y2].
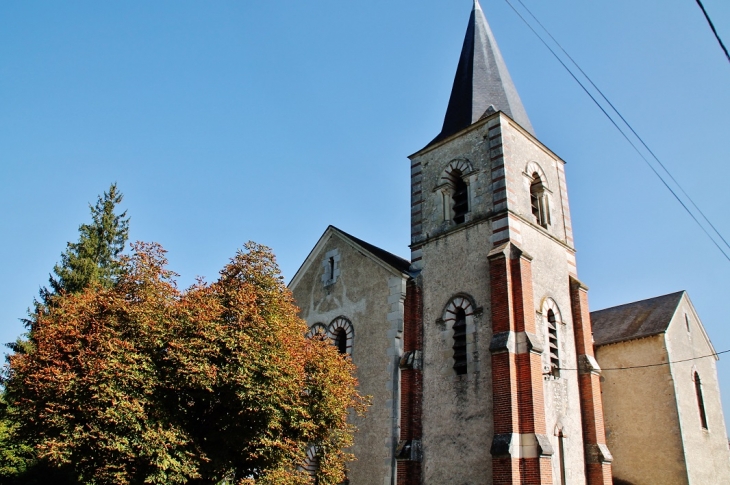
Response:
[695, 372, 709, 429]
[685, 313, 691, 333]
[547, 310, 560, 378]
[558, 431, 567, 485]
[328, 257, 335, 281]
[453, 308, 467, 375]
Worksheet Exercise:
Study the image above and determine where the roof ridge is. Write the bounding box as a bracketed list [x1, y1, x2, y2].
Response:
[592, 290, 685, 314]
[329, 226, 411, 273]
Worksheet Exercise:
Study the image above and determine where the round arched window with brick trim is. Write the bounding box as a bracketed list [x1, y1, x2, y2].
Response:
[327, 317, 354, 355]
[442, 295, 477, 375]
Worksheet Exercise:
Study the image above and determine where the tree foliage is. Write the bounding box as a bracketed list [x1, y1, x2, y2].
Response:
[3, 242, 366, 485]
[45, 183, 130, 301]
[0, 184, 130, 484]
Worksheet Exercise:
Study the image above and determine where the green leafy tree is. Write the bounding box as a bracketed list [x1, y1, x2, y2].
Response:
[3, 242, 366, 485]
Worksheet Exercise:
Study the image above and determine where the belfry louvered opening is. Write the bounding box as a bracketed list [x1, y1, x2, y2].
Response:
[449, 169, 469, 224]
[453, 308, 468, 375]
[547, 309, 560, 378]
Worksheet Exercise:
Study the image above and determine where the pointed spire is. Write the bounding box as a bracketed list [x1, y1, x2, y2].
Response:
[429, 0, 534, 146]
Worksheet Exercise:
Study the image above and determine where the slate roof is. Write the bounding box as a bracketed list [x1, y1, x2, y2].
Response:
[590, 291, 685, 347]
[428, 0, 534, 148]
[330, 226, 411, 274]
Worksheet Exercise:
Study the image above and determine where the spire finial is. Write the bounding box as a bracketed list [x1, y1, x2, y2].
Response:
[427, 1, 534, 146]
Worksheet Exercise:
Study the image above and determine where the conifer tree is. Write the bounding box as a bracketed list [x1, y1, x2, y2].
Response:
[43, 183, 129, 301]
[0, 184, 129, 484]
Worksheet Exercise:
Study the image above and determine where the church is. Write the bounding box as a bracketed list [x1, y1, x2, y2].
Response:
[288, 2, 730, 484]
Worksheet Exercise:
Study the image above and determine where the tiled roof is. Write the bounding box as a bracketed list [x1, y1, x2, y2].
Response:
[590, 291, 685, 346]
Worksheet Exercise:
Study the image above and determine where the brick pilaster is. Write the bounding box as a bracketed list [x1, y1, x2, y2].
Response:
[489, 243, 553, 485]
[569, 277, 613, 485]
[398, 279, 423, 485]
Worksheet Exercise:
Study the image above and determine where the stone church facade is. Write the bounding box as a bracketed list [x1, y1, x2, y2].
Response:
[289, 2, 730, 484]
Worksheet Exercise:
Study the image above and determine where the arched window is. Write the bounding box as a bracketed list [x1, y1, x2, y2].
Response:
[530, 173, 550, 228]
[541, 298, 563, 380]
[327, 317, 354, 356]
[547, 309, 560, 378]
[442, 295, 476, 376]
[452, 308, 467, 375]
[694, 372, 709, 429]
[439, 159, 472, 224]
[449, 169, 469, 224]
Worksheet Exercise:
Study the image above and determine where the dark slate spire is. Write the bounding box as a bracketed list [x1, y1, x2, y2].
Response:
[429, 0, 534, 146]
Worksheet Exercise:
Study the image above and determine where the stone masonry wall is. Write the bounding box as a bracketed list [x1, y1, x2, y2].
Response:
[289, 232, 407, 485]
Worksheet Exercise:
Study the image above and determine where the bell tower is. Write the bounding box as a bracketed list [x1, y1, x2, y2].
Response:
[399, 1, 613, 484]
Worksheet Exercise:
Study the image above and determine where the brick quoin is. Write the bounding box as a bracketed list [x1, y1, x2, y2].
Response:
[492, 352, 518, 434]
[400, 370, 415, 440]
[397, 462, 422, 484]
[586, 464, 612, 485]
[516, 353, 536, 435]
[570, 277, 613, 485]
[493, 458, 520, 485]
[540, 457, 553, 482]
[518, 458, 553, 485]
[489, 245, 552, 484]
[489, 253, 512, 334]
[512, 253, 552, 485]
[510, 256, 536, 334]
[398, 280, 423, 485]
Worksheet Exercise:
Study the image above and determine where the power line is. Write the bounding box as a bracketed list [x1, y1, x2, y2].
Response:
[514, 0, 730, 256]
[555, 349, 730, 372]
[503, 0, 730, 262]
[695, 0, 730, 63]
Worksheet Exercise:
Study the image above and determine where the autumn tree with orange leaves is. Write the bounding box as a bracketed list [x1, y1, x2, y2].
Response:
[3, 242, 366, 485]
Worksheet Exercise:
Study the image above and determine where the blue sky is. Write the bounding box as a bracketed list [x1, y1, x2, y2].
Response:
[2, 0, 729, 422]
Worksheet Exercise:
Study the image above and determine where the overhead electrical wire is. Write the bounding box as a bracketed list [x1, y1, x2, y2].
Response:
[555, 349, 730, 372]
[695, 0, 730, 63]
[513, 0, 730, 256]
[503, 0, 730, 262]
